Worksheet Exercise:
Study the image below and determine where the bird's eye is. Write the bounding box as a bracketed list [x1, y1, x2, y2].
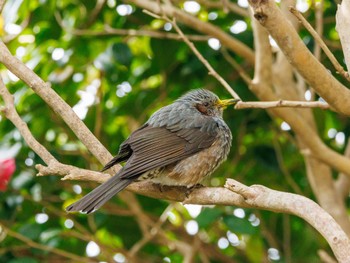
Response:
[203, 102, 209, 107]
[196, 104, 209, 115]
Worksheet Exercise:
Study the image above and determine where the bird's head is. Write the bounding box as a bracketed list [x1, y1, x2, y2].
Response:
[178, 89, 239, 117]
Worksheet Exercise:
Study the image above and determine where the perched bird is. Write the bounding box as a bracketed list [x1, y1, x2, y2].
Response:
[66, 89, 238, 213]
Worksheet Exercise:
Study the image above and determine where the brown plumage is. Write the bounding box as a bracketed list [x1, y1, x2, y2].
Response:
[66, 89, 238, 213]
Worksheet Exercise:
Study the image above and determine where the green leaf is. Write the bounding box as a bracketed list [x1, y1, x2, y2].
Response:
[223, 215, 257, 235]
[245, 236, 265, 263]
[150, 39, 179, 71]
[111, 43, 133, 67]
[196, 207, 222, 228]
[18, 224, 42, 240]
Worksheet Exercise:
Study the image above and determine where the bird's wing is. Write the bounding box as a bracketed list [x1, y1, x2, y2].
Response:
[66, 120, 218, 214]
[118, 120, 218, 180]
[100, 126, 150, 172]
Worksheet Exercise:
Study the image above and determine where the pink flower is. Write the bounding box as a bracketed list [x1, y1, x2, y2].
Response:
[0, 158, 16, 191]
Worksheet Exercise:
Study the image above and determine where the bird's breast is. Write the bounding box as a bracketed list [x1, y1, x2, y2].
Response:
[150, 126, 232, 187]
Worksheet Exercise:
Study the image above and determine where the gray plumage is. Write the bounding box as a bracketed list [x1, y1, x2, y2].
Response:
[66, 89, 236, 213]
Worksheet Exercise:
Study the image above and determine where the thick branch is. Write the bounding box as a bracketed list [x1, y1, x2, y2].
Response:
[249, 0, 350, 116]
[335, 141, 350, 200]
[246, 5, 350, 178]
[225, 179, 350, 263]
[0, 41, 115, 167]
[336, 0, 350, 72]
[34, 161, 350, 263]
[290, 7, 350, 82]
[36, 161, 247, 206]
[270, 2, 350, 236]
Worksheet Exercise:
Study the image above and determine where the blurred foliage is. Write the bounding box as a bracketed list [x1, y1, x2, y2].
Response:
[0, 0, 349, 262]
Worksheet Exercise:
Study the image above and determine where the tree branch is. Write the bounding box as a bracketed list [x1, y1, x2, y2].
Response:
[336, 0, 350, 72]
[245, 5, 350, 178]
[0, 40, 116, 168]
[0, 224, 90, 262]
[235, 100, 329, 110]
[225, 179, 350, 263]
[249, 0, 350, 116]
[63, 26, 210, 42]
[271, 1, 350, 236]
[127, 0, 255, 64]
[31, 160, 350, 263]
[290, 7, 350, 82]
[166, 16, 241, 100]
[0, 77, 57, 165]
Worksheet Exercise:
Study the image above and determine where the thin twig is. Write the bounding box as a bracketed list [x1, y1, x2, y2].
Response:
[145, 9, 241, 100]
[272, 136, 303, 195]
[131, 0, 256, 60]
[83, 0, 106, 28]
[55, 11, 209, 41]
[313, 0, 324, 60]
[3, 16, 31, 44]
[130, 204, 174, 256]
[290, 7, 350, 82]
[235, 100, 329, 110]
[0, 224, 91, 262]
[0, 76, 57, 164]
[77, 26, 209, 41]
[221, 48, 252, 85]
[0, 40, 116, 167]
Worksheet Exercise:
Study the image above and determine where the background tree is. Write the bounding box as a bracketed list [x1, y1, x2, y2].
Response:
[1, 0, 350, 262]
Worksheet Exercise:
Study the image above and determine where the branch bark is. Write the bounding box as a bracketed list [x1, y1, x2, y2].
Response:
[225, 179, 350, 263]
[249, 0, 350, 116]
[271, 1, 350, 236]
[0, 77, 57, 165]
[235, 100, 329, 110]
[246, 10, 350, 178]
[33, 159, 350, 263]
[290, 7, 350, 82]
[336, 0, 350, 72]
[0, 41, 116, 167]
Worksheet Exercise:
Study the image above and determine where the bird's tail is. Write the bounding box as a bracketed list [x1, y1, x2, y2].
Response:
[66, 175, 133, 214]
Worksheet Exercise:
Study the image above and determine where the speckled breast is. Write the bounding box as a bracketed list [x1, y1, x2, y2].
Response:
[151, 123, 232, 187]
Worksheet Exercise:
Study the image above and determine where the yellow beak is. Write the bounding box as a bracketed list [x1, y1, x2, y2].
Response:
[217, 98, 240, 108]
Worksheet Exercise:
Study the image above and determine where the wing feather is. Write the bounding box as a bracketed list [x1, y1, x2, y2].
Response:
[117, 119, 218, 180]
[66, 114, 219, 213]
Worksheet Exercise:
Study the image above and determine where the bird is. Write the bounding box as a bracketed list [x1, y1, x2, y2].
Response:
[66, 89, 238, 213]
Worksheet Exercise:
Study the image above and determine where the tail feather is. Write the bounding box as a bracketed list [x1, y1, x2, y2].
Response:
[66, 175, 133, 213]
